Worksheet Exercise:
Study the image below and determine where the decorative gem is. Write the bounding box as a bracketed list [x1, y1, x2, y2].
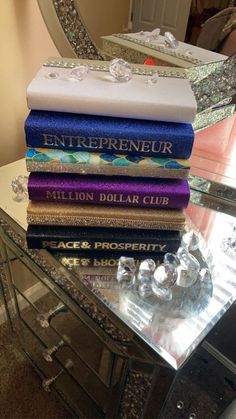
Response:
[163, 252, 179, 266]
[152, 263, 178, 301]
[138, 259, 156, 276]
[181, 231, 200, 251]
[147, 72, 159, 85]
[11, 176, 28, 202]
[46, 72, 59, 79]
[138, 282, 153, 298]
[117, 257, 136, 284]
[164, 31, 179, 49]
[109, 58, 132, 82]
[68, 65, 90, 81]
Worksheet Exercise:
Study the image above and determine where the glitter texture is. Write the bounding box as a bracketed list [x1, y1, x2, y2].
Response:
[27, 202, 186, 230]
[28, 173, 190, 209]
[26, 148, 190, 179]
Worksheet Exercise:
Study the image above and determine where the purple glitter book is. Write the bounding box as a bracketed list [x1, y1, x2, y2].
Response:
[28, 173, 190, 209]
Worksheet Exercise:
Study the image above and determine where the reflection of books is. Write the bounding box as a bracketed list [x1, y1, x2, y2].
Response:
[56, 251, 164, 269]
[28, 173, 190, 209]
[27, 202, 186, 230]
[26, 225, 181, 252]
[26, 67, 197, 123]
[26, 148, 190, 179]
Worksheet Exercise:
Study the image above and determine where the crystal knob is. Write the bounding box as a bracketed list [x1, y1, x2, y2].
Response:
[42, 359, 73, 392]
[42, 335, 70, 362]
[37, 303, 67, 328]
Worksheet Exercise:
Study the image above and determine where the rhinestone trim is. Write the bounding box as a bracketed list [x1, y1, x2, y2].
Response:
[52, 0, 103, 60]
[119, 370, 153, 419]
[43, 57, 187, 78]
[114, 34, 202, 65]
[26, 215, 184, 231]
[193, 104, 235, 132]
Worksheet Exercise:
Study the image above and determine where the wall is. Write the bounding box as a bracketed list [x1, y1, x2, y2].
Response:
[0, 0, 58, 167]
[78, 0, 130, 48]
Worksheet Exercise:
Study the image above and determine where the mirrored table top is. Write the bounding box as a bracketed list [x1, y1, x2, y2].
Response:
[0, 159, 236, 369]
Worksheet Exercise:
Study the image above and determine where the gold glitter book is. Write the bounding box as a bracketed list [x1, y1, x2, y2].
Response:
[27, 201, 186, 231]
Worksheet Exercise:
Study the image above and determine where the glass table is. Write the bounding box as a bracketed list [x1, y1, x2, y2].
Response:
[1, 158, 236, 418]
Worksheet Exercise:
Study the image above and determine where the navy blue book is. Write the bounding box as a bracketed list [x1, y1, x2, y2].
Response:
[25, 111, 194, 159]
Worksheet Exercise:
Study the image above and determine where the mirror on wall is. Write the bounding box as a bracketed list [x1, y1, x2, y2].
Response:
[37, 0, 235, 65]
[37, 0, 236, 202]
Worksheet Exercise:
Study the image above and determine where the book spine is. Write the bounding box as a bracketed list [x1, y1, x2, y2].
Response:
[26, 236, 181, 253]
[25, 112, 194, 159]
[28, 182, 189, 210]
[26, 148, 190, 179]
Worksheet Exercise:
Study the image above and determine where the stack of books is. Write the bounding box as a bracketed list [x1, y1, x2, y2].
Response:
[25, 61, 197, 255]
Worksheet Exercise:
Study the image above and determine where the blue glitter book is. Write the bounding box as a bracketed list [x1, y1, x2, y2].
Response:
[25, 111, 194, 159]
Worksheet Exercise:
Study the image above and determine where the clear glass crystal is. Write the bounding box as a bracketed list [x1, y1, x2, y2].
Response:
[46, 72, 59, 79]
[199, 268, 211, 282]
[11, 176, 28, 202]
[117, 257, 136, 284]
[177, 247, 200, 271]
[116, 268, 135, 284]
[181, 231, 199, 251]
[69, 65, 89, 81]
[153, 263, 178, 289]
[109, 58, 132, 82]
[147, 73, 159, 85]
[139, 259, 156, 274]
[118, 257, 136, 273]
[164, 31, 179, 49]
[151, 281, 172, 301]
[151, 28, 160, 39]
[177, 265, 199, 287]
[163, 252, 179, 266]
[138, 282, 153, 298]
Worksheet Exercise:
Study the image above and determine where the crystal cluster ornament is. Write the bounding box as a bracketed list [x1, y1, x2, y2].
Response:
[11, 176, 28, 202]
[164, 31, 179, 49]
[137, 259, 156, 297]
[176, 247, 200, 287]
[109, 58, 132, 82]
[116, 257, 136, 284]
[68, 65, 90, 81]
[152, 263, 178, 301]
[181, 231, 199, 251]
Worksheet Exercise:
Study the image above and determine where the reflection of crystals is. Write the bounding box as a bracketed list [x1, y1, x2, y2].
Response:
[109, 58, 132, 82]
[147, 72, 159, 85]
[163, 252, 179, 266]
[154, 264, 178, 288]
[12, 176, 28, 202]
[199, 268, 211, 282]
[152, 281, 172, 301]
[68, 65, 89, 81]
[164, 31, 179, 49]
[117, 269, 135, 284]
[138, 282, 153, 298]
[181, 231, 199, 251]
[184, 49, 193, 57]
[117, 257, 136, 284]
[221, 236, 236, 259]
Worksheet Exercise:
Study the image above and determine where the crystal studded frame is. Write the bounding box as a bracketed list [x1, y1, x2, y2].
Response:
[37, 0, 104, 59]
